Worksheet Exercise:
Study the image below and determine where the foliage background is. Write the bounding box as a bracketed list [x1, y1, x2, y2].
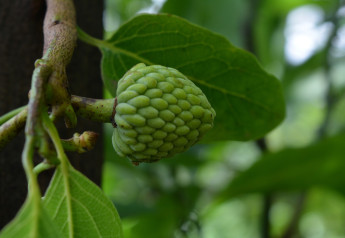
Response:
[102, 0, 345, 237]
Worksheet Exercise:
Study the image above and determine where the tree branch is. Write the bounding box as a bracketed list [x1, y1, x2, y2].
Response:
[0, 105, 27, 126]
[43, 0, 77, 127]
[0, 107, 28, 149]
[20, 0, 77, 195]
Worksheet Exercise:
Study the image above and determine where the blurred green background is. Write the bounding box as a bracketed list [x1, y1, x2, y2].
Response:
[102, 0, 345, 237]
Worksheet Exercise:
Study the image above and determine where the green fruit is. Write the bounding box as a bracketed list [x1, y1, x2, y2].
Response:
[112, 63, 216, 163]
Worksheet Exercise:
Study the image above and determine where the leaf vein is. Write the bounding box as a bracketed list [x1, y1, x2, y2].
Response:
[69, 174, 116, 217]
[187, 75, 271, 112]
[112, 30, 188, 45]
[136, 42, 213, 55]
[42, 171, 62, 204]
[52, 196, 66, 219]
[71, 197, 102, 237]
[101, 43, 153, 66]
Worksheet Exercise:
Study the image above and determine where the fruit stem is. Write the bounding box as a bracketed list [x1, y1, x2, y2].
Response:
[71, 95, 116, 123]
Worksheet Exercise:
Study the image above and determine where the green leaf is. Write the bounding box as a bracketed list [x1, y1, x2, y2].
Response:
[42, 164, 123, 238]
[161, 0, 248, 47]
[82, 14, 285, 141]
[0, 197, 62, 238]
[220, 134, 345, 200]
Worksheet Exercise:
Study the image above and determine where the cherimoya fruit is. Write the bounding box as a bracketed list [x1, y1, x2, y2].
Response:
[112, 63, 216, 163]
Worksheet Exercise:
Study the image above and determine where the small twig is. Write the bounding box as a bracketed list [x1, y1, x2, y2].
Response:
[26, 61, 52, 135]
[0, 95, 114, 150]
[21, 58, 52, 200]
[0, 107, 28, 149]
[61, 131, 99, 153]
[22, 135, 41, 197]
[33, 162, 56, 175]
[281, 193, 307, 238]
[0, 105, 27, 126]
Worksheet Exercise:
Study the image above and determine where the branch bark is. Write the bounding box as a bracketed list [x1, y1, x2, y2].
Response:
[19, 0, 77, 185]
[43, 0, 77, 126]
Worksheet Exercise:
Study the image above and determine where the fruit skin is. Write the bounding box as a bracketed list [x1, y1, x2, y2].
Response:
[112, 63, 216, 163]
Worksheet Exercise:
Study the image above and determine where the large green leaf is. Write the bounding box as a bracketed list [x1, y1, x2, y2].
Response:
[161, 0, 247, 47]
[42, 164, 123, 238]
[0, 197, 62, 238]
[220, 134, 345, 200]
[83, 14, 285, 141]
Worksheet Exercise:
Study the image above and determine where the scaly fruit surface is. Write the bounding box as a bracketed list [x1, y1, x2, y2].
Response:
[112, 63, 215, 163]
